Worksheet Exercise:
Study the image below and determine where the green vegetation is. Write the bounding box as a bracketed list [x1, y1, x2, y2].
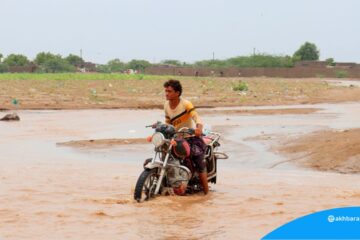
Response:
[0, 42, 349, 75]
[0, 51, 153, 74]
[161, 59, 184, 66]
[127, 59, 151, 72]
[34, 52, 76, 73]
[0, 63, 8, 73]
[95, 64, 111, 73]
[3, 54, 30, 66]
[65, 54, 84, 66]
[326, 58, 335, 66]
[336, 70, 348, 78]
[232, 81, 249, 91]
[195, 54, 294, 68]
[293, 42, 320, 61]
[106, 59, 126, 72]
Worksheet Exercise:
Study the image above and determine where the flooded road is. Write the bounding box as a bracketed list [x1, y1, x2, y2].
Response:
[1, 103, 360, 239]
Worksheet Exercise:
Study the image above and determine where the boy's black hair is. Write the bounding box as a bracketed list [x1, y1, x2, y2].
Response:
[163, 79, 182, 96]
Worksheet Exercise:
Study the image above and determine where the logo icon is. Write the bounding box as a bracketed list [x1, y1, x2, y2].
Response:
[328, 215, 335, 223]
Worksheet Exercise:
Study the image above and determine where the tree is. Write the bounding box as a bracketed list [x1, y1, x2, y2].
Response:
[107, 58, 125, 72]
[194, 54, 294, 68]
[161, 59, 183, 66]
[42, 57, 75, 73]
[34, 52, 58, 65]
[3, 54, 29, 66]
[194, 59, 229, 68]
[95, 64, 111, 73]
[0, 53, 3, 62]
[65, 54, 84, 66]
[325, 58, 335, 66]
[34, 52, 75, 73]
[126, 59, 151, 72]
[293, 42, 320, 61]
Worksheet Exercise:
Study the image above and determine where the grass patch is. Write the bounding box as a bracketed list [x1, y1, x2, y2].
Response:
[232, 81, 249, 91]
[335, 70, 348, 78]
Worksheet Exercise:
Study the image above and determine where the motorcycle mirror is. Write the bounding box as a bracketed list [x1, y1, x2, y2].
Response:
[188, 128, 195, 134]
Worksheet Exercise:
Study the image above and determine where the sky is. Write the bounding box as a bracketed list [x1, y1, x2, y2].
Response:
[1, 0, 359, 64]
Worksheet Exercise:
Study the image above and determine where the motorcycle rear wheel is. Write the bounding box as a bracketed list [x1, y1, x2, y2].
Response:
[134, 168, 159, 202]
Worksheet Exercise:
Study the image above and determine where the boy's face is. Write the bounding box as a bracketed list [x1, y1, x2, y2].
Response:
[164, 86, 180, 100]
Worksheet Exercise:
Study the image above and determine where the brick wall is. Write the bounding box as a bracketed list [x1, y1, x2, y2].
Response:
[145, 66, 360, 78]
[8, 65, 37, 73]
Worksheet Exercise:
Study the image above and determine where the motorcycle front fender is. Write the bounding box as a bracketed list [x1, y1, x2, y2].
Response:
[144, 162, 163, 170]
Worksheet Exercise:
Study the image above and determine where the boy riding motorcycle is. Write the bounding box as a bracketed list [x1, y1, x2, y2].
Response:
[163, 79, 209, 195]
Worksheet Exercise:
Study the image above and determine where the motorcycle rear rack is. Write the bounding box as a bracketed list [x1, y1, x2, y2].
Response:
[215, 152, 228, 160]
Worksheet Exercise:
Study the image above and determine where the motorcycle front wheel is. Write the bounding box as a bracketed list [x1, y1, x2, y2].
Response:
[134, 168, 159, 202]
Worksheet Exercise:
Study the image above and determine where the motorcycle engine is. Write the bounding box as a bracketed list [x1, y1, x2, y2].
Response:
[167, 158, 191, 188]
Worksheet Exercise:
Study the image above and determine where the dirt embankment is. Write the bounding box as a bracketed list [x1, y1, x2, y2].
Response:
[278, 129, 360, 174]
[1, 77, 360, 110]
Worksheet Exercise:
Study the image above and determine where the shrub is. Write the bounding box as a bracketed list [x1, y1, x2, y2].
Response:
[325, 58, 335, 66]
[336, 70, 347, 78]
[0, 63, 8, 73]
[233, 82, 248, 91]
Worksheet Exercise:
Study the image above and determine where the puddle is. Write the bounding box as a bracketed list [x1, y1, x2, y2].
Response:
[1, 102, 360, 166]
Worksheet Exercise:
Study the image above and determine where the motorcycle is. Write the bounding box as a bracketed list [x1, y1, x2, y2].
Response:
[134, 122, 228, 202]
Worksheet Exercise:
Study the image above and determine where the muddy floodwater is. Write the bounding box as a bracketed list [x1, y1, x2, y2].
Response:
[1, 103, 360, 239]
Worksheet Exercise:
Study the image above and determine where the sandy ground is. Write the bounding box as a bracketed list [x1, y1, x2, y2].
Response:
[0, 77, 360, 109]
[277, 129, 360, 174]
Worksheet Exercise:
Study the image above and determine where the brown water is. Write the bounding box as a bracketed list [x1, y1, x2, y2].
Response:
[1, 103, 360, 239]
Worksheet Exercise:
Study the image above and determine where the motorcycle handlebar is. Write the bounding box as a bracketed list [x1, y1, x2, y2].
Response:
[145, 123, 202, 136]
[145, 121, 162, 128]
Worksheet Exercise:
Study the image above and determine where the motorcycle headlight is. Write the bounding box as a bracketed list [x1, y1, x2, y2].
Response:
[152, 132, 165, 147]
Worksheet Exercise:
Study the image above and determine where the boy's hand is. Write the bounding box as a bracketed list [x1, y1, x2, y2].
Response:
[195, 128, 202, 137]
